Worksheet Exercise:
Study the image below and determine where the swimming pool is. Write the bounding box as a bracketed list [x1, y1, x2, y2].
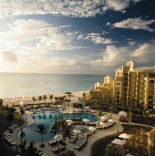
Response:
[19, 111, 98, 142]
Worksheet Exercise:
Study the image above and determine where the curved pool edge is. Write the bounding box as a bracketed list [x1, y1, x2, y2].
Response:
[19, 110, 99, 143]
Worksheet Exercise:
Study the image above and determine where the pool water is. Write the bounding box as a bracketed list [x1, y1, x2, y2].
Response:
[20, 111, 98, 142]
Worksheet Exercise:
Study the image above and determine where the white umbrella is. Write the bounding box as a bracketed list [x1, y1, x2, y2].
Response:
[67, 122, 72, 126]
[100, 116, 107, 122]
[108, 119, 114, 123]
[66, 119, 73, 123]
[111, 139, 126, 145]
[19, 101, 24, 106]
[99, 122, 107, 127]
[73, 129, 81, 134]
[83, 119, 90, 122]
[119, 133, 132, 139]
[88, 127, 96, 132]
[119, 111, 127, 117]
[54, 134, 63, 141]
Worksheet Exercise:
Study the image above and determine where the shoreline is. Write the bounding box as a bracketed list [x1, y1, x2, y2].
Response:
[3, 90, 90, 106]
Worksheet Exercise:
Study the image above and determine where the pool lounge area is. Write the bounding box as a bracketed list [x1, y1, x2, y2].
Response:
[19, 111, 98, 142]
[2, 104, 123, 156]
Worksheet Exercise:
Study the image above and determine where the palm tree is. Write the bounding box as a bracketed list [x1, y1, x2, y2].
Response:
[42, 95, 47, 104]
[26, 141, 38, 156]
[49, 94, 53, 103]
[20, 107, 25, 122]
[19, 107, 25, 145]
[32, 97, 36, 104]
[38, 96, 42, 104]
[36, 124, 47, 147]
[20, 141, 40, 156]
[7, 106, 16, 132]
[63, 95, 67, 107]
[20, 129, 26, 146]
[54, 97, 58, 109]
[0, 98, 3, 108]
[65, 91, 72, 100]
[82, 92, 87, 99]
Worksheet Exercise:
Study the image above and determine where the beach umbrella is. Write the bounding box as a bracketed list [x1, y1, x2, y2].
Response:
[108, 119, 114, 123]
[119, 133, 132, 139]
[67, 122, 72, 126]
[83, 119, 90, 122]
[54, 134, 63, 141]
[111, 139, 126, 145]
[73, 129, 81, 134]
[88, 127, 96, 132]
[119, 111, 127, 117]
[66, 119, 73, 123]
[100, 116, 108, 122]
[19, 101, 24, 106]
[99, 122, 107, 127]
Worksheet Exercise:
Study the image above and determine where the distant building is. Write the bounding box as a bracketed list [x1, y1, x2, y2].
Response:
[102, 75, 115, 103]
[91, 60, 155, 110]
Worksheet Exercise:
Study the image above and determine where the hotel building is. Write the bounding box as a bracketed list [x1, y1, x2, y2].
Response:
[92, 60, 155, 110]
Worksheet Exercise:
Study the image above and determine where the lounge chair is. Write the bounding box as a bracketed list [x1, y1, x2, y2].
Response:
[48, 140, 57, 145]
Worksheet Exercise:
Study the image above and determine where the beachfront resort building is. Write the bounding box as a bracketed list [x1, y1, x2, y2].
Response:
[91, 60, 155, 110]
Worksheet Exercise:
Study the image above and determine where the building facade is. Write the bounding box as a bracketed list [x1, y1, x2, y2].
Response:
[92, 60, 155, 110]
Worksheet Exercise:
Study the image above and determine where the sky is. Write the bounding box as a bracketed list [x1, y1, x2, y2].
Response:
[0, 0, 155, 75]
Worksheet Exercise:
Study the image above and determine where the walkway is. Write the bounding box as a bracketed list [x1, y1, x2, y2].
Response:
[8, 111, 123, 156]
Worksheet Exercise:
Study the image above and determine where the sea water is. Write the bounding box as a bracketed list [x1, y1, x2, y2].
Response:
[0, 73, 103, 98]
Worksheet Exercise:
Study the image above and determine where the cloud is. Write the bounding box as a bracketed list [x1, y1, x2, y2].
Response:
[85, 33, 114, 44]
[0, 0, 142, 18]
[104, 0, 130, 12]
[2, 51, 18, 63]
[106, 22, 111, 26]
[0, 19, 82, 54]
[79, 40, 155, 75]
[128, 41, 136, 46]
[102, 45, 127, 66]
[131, 42, 155, 64]
[113, 18, 155, 32]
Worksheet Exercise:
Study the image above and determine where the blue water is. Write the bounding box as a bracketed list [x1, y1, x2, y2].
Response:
[0, 73, 103, 98]
[21, 111, 98, 142]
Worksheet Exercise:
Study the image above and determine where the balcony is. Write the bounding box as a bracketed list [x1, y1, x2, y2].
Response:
[148, 86, 154, 89]
[148, 92, 154, 96]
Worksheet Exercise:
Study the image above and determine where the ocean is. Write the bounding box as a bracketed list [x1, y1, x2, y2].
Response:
[0, 73, 103, 98]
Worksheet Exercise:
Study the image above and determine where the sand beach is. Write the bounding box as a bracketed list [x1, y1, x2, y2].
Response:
[2, 90, 90, 106]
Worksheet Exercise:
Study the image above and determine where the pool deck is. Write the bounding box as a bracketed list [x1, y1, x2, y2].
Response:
[8, 107, 124, 156]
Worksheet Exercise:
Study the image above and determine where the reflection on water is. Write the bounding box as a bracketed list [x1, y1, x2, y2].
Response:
[20, 111, 98, 142]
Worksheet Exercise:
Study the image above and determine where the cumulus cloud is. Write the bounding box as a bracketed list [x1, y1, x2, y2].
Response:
[0, 19, 82, 54]
[131, 42, 155, 64]
[113, 18, 155, 32]
[78, 40, 155, 74]
[104, 0, 130, 11]
[2, 51, 18, 63]
[102, 45, 127, 66]
[0, 0, 142, 18]
[85, 33, 114, 44]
